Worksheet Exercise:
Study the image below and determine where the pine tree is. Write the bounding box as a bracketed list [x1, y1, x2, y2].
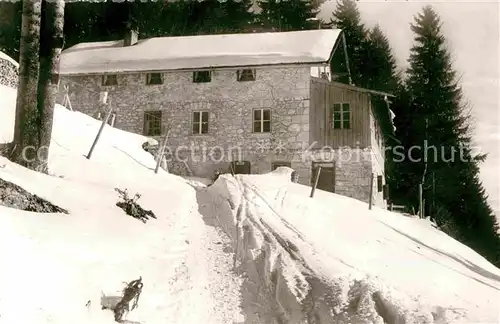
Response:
[363, 25, 402, 197]
[394, 5, 500, 264]
[36, 0, 65, 174]
[11, 0, 42, 168]
[0, 2, 22, 60]
[364, 25, 400, 92]
[258, 0, 319, 32]
[329, 0, 368, 86]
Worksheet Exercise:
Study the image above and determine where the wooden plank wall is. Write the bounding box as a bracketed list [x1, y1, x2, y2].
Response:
[310, 78, 371, 149]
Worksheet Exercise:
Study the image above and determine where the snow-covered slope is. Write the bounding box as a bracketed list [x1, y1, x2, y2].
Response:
[1, 85, 499, 324]
[0, 85, 243, 324]
[0, 84, 16, 143]
[202, 161, 500, 323]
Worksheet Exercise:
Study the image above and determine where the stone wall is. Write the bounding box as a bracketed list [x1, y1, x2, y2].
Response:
[59, 66, 313, 184]
[306, 147, 386, 208]
[0, 52, 18, 88]
[60, 65, 387, 208]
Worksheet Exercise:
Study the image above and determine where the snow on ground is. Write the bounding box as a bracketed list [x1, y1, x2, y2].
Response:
[1, 84, 500, 324]
[0, 84, 16, 143]
[0, 85, 243, 324]
[202, 169, 500, 323]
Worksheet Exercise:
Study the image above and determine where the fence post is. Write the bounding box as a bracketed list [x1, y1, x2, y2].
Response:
[368, 173, 374, 210]
[86, 95, 112, 160]
[310, 166, 322, 198]
[418, 183, 423, 218]
[154, 127, 171, 174]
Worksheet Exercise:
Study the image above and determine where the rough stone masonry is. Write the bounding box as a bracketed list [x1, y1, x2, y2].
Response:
[59, 65, 386, 208]
[59, 66, 313, 178]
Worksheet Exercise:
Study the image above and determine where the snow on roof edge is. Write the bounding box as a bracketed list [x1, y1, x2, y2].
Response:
[60, 29, 342, 75]
[59, 59, 330, 76]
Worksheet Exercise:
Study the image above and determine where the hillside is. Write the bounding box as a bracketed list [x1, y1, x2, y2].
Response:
[1, 84, 499, 323]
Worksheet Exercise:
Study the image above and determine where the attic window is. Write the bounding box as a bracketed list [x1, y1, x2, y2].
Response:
[237, 69, 256, 82]
[193, 71, 211, 83]
[146, 73, 163, 85]
[102, 75, 117, 86]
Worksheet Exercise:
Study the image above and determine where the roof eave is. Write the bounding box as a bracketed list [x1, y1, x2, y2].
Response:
[59, 60, 330, 77]
[325, 29, 343, 65]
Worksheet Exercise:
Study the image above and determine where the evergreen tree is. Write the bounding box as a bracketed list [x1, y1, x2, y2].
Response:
[179, 0, 254, 35]
[364, 25, 400, 92]
[258, 0, 319, 32]
[0, 1, 22, 60]
[363, 25, 402, 196]
[329, 0, 369, 86]
[329, 1, 403, 196]
[393, 6, 500, 264]
[10, 0, 42, 169]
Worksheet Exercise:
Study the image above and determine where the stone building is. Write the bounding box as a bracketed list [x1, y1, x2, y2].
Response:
[58, 29, 395, 208]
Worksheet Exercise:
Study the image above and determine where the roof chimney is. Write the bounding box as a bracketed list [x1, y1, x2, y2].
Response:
[124, 29, 138, 47]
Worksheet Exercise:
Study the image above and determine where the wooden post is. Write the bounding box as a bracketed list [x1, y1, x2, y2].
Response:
[368, 173, 374, 210]
[108, 112, 116, 127]
[154, 127, 171, 174]
[86, 97, 112, 160]
[418, 183, 423, 218]
[310, 166, 321, 198]
[62, 84, 73, 111]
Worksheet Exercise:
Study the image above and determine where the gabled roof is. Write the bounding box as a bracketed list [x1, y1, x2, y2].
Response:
[59, 29, 343, 75]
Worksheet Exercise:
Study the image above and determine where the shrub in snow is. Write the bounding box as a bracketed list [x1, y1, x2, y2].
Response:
[113, 276, 143, 322]
[115, 188, 157, 223]
[0, 177, 67, 213]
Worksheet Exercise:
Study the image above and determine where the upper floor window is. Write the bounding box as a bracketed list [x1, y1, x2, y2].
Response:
[146, 73, 163, 85]
[144, 110, 162, 136]
[332, 103, 350, 129]
[192, 111, 209, 134]
[102, 74, 117, 86]
[193, 70, 211, 83]
[237, 69, 256, 82]
[253, 109, 271, 133]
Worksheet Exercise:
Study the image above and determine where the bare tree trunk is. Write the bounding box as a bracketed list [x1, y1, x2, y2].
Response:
[37, 0, 64, 173]
[11, 0, 42, 168]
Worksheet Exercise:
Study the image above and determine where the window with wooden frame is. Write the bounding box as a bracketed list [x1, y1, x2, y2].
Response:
[237, 69, 256, 82]
[193, 70, 211, 83]
[253, 109, 271, 133]
[146, 73, 163, 85]
[192, 111, 209, 134]
[143, 110, 162, 136]
[102, 74, 118, 86]
[332, 103, 350, 129]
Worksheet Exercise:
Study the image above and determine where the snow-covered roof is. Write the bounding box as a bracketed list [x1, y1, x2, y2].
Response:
[59, 29, 343, 75]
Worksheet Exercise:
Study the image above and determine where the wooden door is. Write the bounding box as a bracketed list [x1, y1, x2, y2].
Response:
[311, 162, 335, 193]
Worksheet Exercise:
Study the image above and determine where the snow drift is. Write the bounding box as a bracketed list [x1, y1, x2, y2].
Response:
[0, 85, 243, 324]
[202, 169, 500, 323]
[1, 83, 500, 324]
